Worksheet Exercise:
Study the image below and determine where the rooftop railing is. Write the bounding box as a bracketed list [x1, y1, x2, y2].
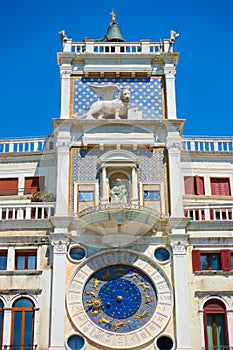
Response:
[63, 39, 173, 54]
[0, 136, 232, 154]
[182, 137, 233, 153]
[0, 136, 54, 154]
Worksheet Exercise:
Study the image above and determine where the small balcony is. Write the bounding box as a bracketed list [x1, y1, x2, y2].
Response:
[0, 202, 55, 220]
[184, 204, 233, 222]
[72, 203, 162, 247]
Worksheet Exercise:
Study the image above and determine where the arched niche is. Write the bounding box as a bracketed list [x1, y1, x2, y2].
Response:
[99, 150, 138, 204]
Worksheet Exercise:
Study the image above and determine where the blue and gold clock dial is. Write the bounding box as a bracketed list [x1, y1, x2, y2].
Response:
[83, 265, 157, 333]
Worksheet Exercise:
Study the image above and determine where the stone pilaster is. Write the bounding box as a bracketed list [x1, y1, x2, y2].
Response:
[170, 218, 191, 350]
[2, 307, 11, 346]
[167, 130, 183, 217]
[55, 140, 70, 216]
[164, 65, 177, 119]
[49, 238, 68, 350]
[60, 69, 71, 118]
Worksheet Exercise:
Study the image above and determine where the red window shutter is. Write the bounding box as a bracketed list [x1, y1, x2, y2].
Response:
[211, 178, 230, 196]
[24, 176, 45, 194]
[0, 178, 18, 195]
[196, 176, 205, 195]
[184, 176, 194, 195]
[221, 250, 231, 271]
[221, 179, 230, 196]
[211, 179, 218, 195]
[192, 250, 201, 271]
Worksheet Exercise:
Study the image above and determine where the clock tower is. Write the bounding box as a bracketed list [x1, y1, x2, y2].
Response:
[50, 13, 190, 350]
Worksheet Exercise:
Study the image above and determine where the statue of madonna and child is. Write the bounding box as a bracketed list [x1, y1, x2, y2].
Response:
[110, 178, 128, 203]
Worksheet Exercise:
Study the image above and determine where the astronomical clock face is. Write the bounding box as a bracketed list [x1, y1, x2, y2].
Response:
[83, 265, 157, 333]
[67, 250, 173, 349]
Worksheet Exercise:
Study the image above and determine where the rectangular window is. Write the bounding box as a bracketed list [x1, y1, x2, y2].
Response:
[15, 251, 37, 270]
[0, 178, 18, 196]
[0, 251, 7, 270]
[78, 191, 94, 201]
[192, 250, 232, 271]
[142, 184, 161, 212]
[24, 176, 45, 195]
[144, 191, 160, 201]
[76, 184, 96, 213]
[210, 178, 231, 196]
[201, 253, 220, 270]
[184, 176, 205, 195]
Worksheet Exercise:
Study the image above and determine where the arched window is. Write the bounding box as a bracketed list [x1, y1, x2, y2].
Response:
[0, 300, 3, 347]
[203, 299, 229, 349]
[11, 298, 35, 349]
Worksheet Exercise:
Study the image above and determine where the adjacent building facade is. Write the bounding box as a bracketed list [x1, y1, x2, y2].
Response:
[0, 15, 233, 350]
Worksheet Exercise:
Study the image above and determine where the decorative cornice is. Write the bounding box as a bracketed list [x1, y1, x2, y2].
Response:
[0, 289, 42, 295]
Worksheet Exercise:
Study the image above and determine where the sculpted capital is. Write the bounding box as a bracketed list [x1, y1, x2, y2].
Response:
[60, 70, 71, 79]
[171, 241, 188, 254]
[167, 141, 182, 153]
[56, 141, 70, 155]
[52, 240, 68, 254]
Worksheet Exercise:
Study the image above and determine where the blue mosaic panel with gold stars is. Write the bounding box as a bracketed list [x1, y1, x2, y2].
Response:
[73, 77, 164, 119]
[71, 148, 167, 211]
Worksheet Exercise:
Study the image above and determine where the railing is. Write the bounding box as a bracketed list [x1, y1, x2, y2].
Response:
[77, 202, 160, 218]
[65, 40, 172, 54]
[0, 203, 55, 220]
[182, 137, 233, 152]
[202, 347, 233, 350]
[184, 204, 233, 221]
[0, 135, 54, 154]
[2, 346, 37, 350]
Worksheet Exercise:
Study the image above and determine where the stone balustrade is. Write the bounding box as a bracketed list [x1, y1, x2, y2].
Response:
[77, 202, 160, 218]
[182, 137, 233, 152]
[1, 136, 233, 154]
[0, 136, 54, 154]
[184, 204, 233, 221]
[66, 40, 169, 54]
[0, 202, 55, 220]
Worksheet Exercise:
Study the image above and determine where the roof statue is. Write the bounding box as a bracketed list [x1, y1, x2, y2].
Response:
[106, 10, 125, 42]
[110, 10, 116, 23]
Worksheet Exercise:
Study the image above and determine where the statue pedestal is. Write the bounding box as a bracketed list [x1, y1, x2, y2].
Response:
[128, 108, 142, 119]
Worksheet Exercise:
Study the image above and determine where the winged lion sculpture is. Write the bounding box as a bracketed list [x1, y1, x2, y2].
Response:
[83, 84, 130, 119]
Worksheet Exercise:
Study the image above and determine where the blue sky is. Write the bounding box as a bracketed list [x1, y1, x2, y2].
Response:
[0, 0, 232, 138]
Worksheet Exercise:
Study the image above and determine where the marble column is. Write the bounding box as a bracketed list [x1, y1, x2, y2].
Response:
[131, 166, 138, 204]
[101, 166, 108, 203]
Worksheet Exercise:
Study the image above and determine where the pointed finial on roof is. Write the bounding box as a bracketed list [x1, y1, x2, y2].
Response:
[110, 10, 116, 23]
